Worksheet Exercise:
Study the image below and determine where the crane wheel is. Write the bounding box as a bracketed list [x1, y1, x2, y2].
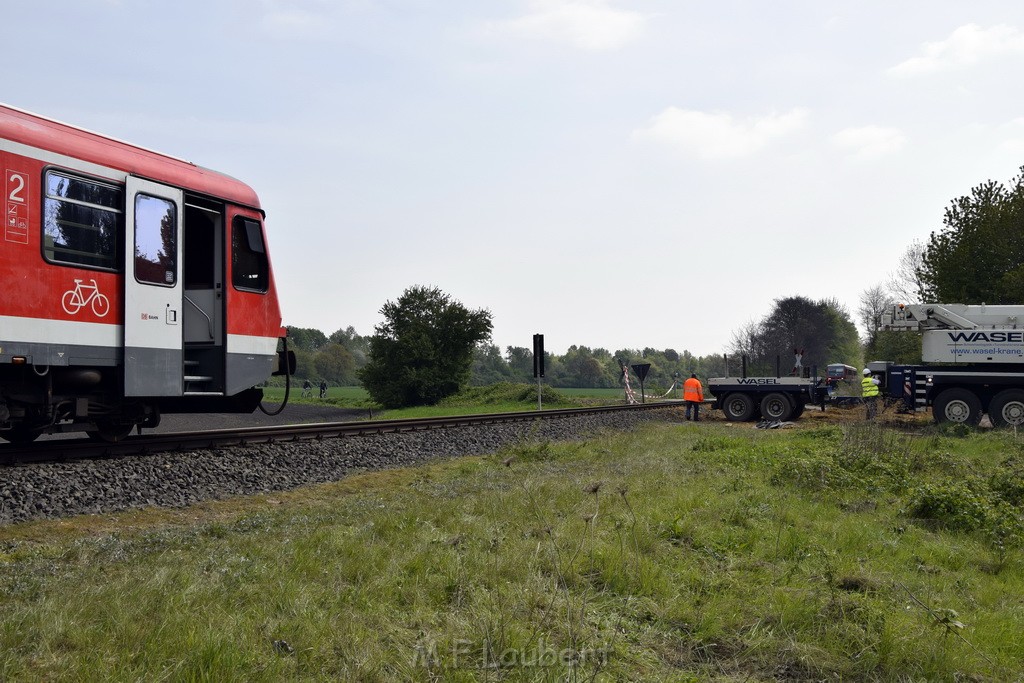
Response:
[933, 388, 982, 426]
[989, 389, 1024, 428]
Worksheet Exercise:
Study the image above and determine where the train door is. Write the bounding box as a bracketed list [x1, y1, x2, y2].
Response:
[182, 195, 225, 395]
[124, 176, 184, 396]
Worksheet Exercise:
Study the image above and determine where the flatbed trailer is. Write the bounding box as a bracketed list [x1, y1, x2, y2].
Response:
[707, 376, 828, 422]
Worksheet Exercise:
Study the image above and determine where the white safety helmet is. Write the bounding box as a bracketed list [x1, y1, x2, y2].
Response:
[862, 368, 871, 375]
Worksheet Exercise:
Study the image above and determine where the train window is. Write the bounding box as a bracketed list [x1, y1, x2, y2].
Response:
[134, 194, 177, 286]
[43, 171, 123, 270]
[231, 216, 268, 292]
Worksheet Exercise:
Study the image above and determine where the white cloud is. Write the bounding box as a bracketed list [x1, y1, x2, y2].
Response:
[490, 0, 646, 51]
[889, 23, 1024, 76]
[831, 126, 906, 160]
[999, 138, 1024, 154]
[995, 117, 1024, 154]
[257, 0, 334, 40]
[632, 107, 809, 159]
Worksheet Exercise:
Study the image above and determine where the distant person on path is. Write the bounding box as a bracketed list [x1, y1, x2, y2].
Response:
[862, 368, 880, 419]
[302, 379, 312, 398]
[319, 380, 328, 399]
[683, 373, 704, 422]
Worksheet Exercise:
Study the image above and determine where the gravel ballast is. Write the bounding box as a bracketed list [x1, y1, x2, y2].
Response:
[0, 408, 680, 525]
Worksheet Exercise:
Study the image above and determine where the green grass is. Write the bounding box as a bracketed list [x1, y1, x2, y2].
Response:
[263, 385, 371, 406]
[3, 421, 1022, 680]
[263, 383, 627, 419]
[559, 386, 683, 402]
[555, 387, 628, 398]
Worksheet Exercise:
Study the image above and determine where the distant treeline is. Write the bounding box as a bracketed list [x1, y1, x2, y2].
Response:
[286, 294, 869, 390]
[283, 325, 729, 390]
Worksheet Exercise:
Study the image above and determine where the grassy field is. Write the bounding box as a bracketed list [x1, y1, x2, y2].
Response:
[262, 386, 635, 403]
[261, 383, 630, 419]
[1, 413, 1022, 680]
[263, 385, 371, 404]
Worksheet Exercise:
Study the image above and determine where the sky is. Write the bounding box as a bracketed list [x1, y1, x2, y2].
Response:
[5, 0, 1024, 357]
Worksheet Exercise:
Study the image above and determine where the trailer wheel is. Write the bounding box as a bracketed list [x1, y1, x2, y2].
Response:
[722, 393, 756, 421]
[989, 389, 1024, 428]
[933, 388, 982, 426]
[760, 392, 794, 421]
[791, 402, 805, 419]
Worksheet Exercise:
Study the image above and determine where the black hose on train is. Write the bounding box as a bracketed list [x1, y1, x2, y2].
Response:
[258, 335, 291, 416]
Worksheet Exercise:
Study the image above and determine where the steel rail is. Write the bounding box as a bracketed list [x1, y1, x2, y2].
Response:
[0, 402, 680, 465]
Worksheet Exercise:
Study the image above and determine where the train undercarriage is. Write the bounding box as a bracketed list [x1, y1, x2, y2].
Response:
[0, 363, 263, 444]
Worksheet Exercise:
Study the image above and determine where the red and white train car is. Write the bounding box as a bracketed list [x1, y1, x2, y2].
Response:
[0, 104, 292, 442]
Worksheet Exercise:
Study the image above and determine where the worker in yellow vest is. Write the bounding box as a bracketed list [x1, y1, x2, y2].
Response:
[861, 368, 880, 419]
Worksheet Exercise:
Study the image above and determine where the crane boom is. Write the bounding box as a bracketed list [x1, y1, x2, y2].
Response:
[881, 304, 1024, 364]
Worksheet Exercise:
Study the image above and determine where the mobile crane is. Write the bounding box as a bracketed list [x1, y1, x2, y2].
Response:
[879, 303, 1024, 426]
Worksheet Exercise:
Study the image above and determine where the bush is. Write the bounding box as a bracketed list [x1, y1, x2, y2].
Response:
[770, 424, 916, 494]
[359, 286, 492, 407]
[691, 436, 745, 453]
[772, 450, 855, 492]
[935, 422, 973, 439]
[905, 482, 991, 532]
[990, 460, 1024, 506]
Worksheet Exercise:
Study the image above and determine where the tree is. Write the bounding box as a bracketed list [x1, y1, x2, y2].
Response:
[728, 320, 762, 366]
[888, 240, 926, 303]
[329, 326, 369, 364]
[359, 286, 493, 407]
[699, 353, 728, 379]
[919, 168, 1024, 303]
[857, 284, 894, 345]
[865, 330, 922, 365]
[821, 298, 862, 367]
[314, 343, 357, 385]
[293, 348, 317, 381]
[729, 296, 861, 375]
[287, 327, 329, 352]
[560, 346, 616, 388]
[470, 343, 514, 385]
[505, 346, 534, 382]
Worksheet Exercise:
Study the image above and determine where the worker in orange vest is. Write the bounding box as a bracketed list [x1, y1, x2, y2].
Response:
[683, 373, 704, 421]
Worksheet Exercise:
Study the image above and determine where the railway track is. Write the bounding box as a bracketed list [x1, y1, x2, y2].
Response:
[0, 402, 679, 465]
[0, 402, 682, 525]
